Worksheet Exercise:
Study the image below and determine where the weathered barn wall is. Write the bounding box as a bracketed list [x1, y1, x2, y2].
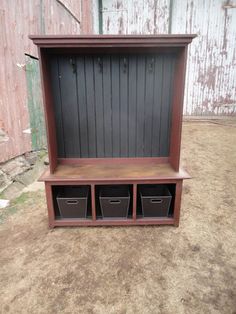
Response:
[171, 0, 236, 115]
[1, 0, 235, 163]
[25, 55, 46, 151]
[99, 0, 236, 116]
[0, 0, 93, 163]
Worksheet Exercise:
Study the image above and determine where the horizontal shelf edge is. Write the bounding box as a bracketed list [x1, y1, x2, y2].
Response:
[53, 217, 175, 227]
[29, 34, 197, 47]
[39, 161, 191, 182]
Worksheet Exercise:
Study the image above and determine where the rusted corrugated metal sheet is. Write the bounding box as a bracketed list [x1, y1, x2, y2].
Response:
[100, 0, 236, 116]
[0, 0, 92, 163]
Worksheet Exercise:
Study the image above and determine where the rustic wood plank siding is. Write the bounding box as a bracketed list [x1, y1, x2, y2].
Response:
[25, 56, 46, 150]
[171, 0, 236, 115]
[0, 0, 92, 163]
[50, 53, 176, 158]
[100, 0, 236, 116]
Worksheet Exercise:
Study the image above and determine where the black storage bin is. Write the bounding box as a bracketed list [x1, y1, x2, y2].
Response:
[99, 186, 130, 219]
[57, 186, 89, 218]
[139, 185, 172, 217]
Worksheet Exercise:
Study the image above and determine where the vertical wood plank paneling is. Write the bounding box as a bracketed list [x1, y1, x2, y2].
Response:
[151, 55, 163, 156]
[50, 57, 65, 157]
[94, 56, 105, 157]
[167, 56, 175, 153]
[58, 56, 80, 157]
[160, 55, 172, 156]
[128, 55, 137, 157]
[103, 55, 112, 156]
[84, 56, 97, 157]
[76, 56, 89, 157]
[111, 55, 120, 157]
[51, 52, 175, 159]
[120, 55, 128, 156]
[144, 55, 155, 157]
[136, 55, 146, 156]
[25, 56, 46, 150]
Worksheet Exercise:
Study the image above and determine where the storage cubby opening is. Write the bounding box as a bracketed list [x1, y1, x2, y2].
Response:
[137, 184, 176, 218]
[95, 185, 133, 219]
[52, 185, 92, 219]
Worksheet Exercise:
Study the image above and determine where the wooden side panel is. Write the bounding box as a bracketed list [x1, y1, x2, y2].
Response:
[50, 57, 65, 157]
[160, 55, 175, 156]
[169, 48, 187, 171]
[38, 49, 58, 172]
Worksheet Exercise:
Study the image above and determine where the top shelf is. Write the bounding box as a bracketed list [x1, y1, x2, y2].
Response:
[29, 34, 197, 48]
[39, 160, 190, 183]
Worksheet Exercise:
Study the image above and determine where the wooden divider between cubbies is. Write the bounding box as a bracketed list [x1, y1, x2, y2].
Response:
[91, 184, 96, 221]
[132, 184, 137, 221]
[45, 181, 181, 226]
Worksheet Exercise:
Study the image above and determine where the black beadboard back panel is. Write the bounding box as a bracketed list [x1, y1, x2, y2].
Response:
[50, 53, 176, 158]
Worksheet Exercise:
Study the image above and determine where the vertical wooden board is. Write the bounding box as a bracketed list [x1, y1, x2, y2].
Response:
[167, 56, 175, 152]
[136, 55, 146, 156]
[50, 57, 65, 157]
[102, 55, 112, 157]
[93, 55, 105, 157]
[111, 55, 120, 157]
[119, 55, 128, 157]
[160, 55, 173, 156]
[25, 56, 46, 151]
[84, 56, 97, 157]
[144, 55, 155, 157]
[128, 55, 137, 157]
[76, 56, 89, 157]
[151, 55, 163, 156]
[58, 56, 80, 157]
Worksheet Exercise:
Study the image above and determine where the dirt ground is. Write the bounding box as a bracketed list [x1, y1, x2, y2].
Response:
[0, 120, 236, 314]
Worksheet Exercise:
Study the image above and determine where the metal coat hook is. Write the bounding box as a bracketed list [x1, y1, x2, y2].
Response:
[123, 57, 127, 73]
[149, 58, 154, 73]
[97, 57, 103, 72]
[70, 58, 76, 74]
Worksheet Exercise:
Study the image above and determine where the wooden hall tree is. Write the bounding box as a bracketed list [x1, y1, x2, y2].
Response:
[30, 35, 195, 228]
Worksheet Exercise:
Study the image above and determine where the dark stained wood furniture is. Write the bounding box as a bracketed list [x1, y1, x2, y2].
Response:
[30, 35, 196, 228]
